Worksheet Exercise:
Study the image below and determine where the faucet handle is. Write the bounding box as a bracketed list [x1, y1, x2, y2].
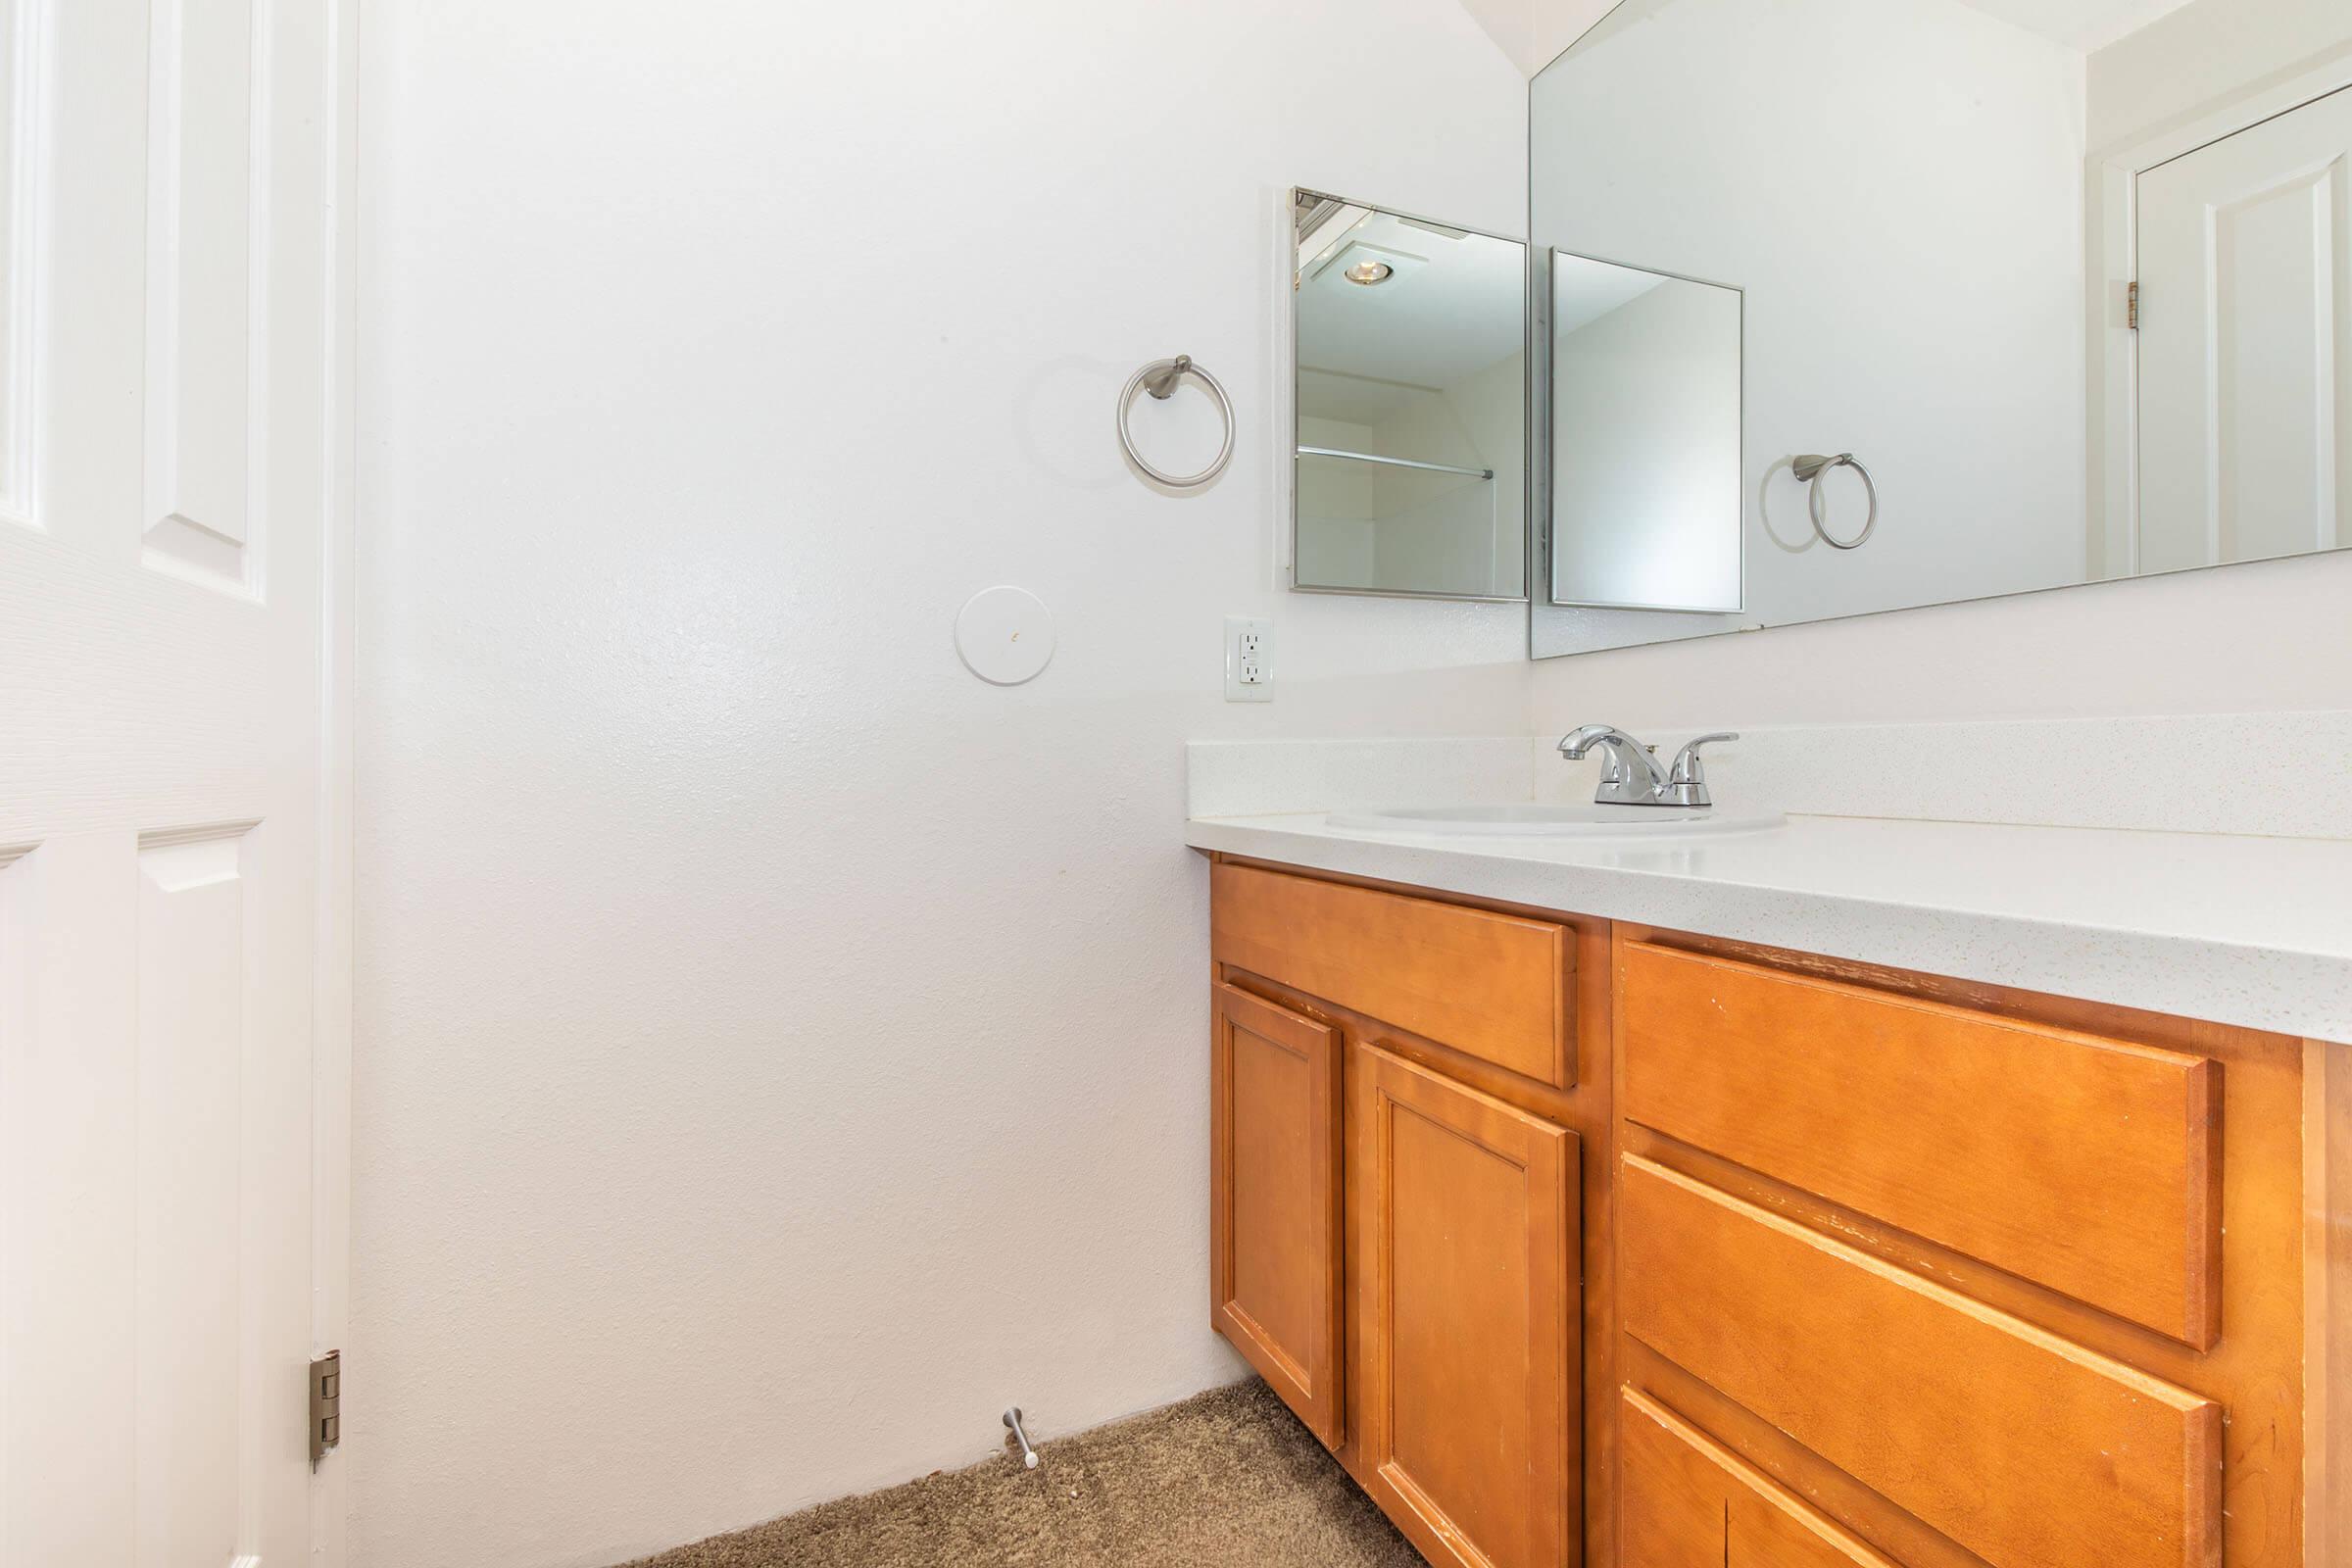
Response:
[1668, 732, 1739, 784]
[1664, 733, 1738, 807]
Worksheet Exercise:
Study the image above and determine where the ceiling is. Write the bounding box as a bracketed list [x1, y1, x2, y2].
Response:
[1458, 0, 2206, 74]
[1453, 0, 1617, 77]
[1942, 0, 2200, 51]
[1296, 210, 1526, 397]
[1550, 255, 1669, 336]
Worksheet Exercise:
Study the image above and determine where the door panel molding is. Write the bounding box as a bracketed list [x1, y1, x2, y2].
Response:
[0, 0, 354, 1561]
[1211, 982, 1345, 1447]
[0, 0, 44, 531]
[1355, 1042, 1577, 1568]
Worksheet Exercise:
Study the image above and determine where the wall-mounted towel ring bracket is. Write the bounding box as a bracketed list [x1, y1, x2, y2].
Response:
[1792, 452, 1879, 550]
[1117, 355, 1235, 489]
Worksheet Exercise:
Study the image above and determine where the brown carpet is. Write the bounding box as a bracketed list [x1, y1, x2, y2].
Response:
[619, 1380, 1424, 1567]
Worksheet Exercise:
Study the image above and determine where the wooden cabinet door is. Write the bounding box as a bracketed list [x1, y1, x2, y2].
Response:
[1211, 983, 1345, 1447]
[1355, 1042, 1580, 1568]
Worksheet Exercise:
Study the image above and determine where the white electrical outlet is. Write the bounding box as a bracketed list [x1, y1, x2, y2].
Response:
[1224, 615, 1273, 703]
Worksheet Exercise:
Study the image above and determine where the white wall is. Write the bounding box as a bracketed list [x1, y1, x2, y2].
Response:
[1551, 280, 1741, 610]
[1530, 0, 2088, 655]
[1296, 414, 1381, 586]
[1368, 350, 1525, 596]
[352, 4, 1528, 1566]
[1526, 548, 2352, 726]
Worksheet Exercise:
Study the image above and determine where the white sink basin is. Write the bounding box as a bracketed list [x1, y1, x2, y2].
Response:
[1326, 803, 1785, 838]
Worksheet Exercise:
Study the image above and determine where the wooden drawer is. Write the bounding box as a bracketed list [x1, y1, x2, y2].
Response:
[1618, 939, 2220, 1344]
[1211, 862, 1573, 1087]
[1619, 1155, 2220, 1568]
[1619, 1388, 1897, 1568]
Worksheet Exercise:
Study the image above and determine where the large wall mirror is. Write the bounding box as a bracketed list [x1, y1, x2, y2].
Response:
[1292, 190, 1528, 602]
[1529, 0, 2352, 658]
[1550, 252, 1741, 611]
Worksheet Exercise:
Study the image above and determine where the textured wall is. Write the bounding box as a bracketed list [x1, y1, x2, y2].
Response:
[351, 3, 1529, 1565]
[1526, 547, 2352, 728]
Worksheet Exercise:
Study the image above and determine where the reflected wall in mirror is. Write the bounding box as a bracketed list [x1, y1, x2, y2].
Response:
[1529, 0, 2352, 659]
[1550, 252, 1742, 612]
[1292, 189, 1528, 601]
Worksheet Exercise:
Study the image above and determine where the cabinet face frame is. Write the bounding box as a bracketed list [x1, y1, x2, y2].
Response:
[1210, 981, 1347, 1448]
[1612, 921, 2310, 1568]
[1354, 1041, 1580, 1568]
[1617, 937, 2224, 1346]
[1206, 859, 2339, 1568]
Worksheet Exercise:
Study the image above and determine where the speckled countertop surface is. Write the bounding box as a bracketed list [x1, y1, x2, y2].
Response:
[1186, 811, 2352, 1043]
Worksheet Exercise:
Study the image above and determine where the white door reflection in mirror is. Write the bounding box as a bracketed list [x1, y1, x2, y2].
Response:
[2136, 85, 2351, 574]
[1549, 252, 1741, 612]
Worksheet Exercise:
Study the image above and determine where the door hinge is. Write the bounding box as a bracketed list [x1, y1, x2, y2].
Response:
[2128, 281, 2139, 330]
[310, 1350, 342, 1465]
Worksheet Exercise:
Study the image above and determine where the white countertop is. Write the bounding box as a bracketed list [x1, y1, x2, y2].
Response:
[1186, 811, 2352, 1043]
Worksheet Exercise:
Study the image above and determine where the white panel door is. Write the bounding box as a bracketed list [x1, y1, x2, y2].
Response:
[0, 1, 352, 1565]
[2137, 85, 2352, 573]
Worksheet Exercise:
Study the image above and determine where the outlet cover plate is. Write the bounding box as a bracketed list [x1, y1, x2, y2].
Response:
[1224, 615, 1272, 703]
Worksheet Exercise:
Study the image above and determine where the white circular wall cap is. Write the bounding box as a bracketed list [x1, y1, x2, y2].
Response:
[955, 586, 1055, 686]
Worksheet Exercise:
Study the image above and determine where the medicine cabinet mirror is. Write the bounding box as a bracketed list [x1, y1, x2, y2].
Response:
[1548, 251, 1741, 612]
[1528, 0, 2352, 659]
[1290, 189, 1528, 602]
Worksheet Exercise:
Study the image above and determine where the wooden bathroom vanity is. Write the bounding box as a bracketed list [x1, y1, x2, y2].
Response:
[1205, 855, 2348, 1568]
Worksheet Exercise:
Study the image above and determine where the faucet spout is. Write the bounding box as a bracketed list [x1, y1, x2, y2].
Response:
[1557, 724, 1675, 806]
[1556, 723, 1617, 760]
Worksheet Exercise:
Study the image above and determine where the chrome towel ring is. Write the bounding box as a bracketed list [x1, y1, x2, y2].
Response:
[1117, 355, 1235, 489]
[1792, 452, 1879, 550]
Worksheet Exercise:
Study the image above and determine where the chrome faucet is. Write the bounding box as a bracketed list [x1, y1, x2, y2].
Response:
[1558, 725, 1739, 808]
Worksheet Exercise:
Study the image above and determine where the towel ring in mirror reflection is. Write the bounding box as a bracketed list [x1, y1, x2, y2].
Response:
[1117, 355, 1235, 489]
[1792, 452, 1878, 550]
